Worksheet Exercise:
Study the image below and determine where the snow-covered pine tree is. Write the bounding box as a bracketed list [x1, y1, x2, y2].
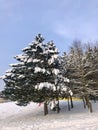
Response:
[58, 55, 73, 110]
[63, 41, 93, 112]
[93, 46, 98, 98]
[33, 39, 61, 115]
[1, 34, 63, 115]
[2, 34, 47, 106]
[83, 44, 98, 101]
[63, 42, 83, 97]
[43, 40, 69, 113]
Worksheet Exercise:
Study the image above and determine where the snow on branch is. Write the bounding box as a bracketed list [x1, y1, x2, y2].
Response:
[14, 54, 29, 62]
[64, 77, 70, 83]
[10, 63, 24, 67]
[52, 69, 60, 75]
[33, 59, 40, 62]
[35, 82, 56, 91]
[22, 46, 31, 52]
[34, 67, 46, 73]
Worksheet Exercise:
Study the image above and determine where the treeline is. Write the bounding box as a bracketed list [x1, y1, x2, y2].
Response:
[62, 41, 98, 112]
[64, 41, 98, 98]
[1, 34, 98, 115]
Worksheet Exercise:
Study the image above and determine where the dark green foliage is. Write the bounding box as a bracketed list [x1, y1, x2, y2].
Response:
[2, 34, 60, 106]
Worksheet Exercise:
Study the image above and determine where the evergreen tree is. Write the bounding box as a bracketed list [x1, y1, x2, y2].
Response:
[58, 54, 73, 110]
[63, 42, 83, 96]
[1, 34, 70, 115]
[63, 41, 93, 112]
[84, 45, 98, 100]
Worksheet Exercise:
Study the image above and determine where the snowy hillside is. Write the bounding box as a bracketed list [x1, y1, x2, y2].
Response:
[0, 100, 98, 130]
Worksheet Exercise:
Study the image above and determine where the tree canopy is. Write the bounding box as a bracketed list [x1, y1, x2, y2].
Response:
[1, 34, 98, 113]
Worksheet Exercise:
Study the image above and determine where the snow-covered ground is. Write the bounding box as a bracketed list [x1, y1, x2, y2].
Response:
[0, 100, 98, 130]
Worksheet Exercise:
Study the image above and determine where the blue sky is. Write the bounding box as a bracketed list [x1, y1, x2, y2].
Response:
[0, 0, 98, 90]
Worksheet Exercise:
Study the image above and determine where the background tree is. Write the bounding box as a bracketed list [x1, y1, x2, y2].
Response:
[63, 41, 93, 112]
[59, 55, 73, 110]
[84, 44, 98, 101]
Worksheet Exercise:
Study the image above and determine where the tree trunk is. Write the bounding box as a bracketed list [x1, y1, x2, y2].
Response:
[82, 96, 86, 108]
[70, 95, 74, 108]
[44, 101, 48, 115]
[85, 95, 93, 113]
[56, 99, 60, 113]
[88, 102, 93, 113]
[84, 95, 89, 108]
[93, 96, 96, 103]
[67, 96, 70, 111]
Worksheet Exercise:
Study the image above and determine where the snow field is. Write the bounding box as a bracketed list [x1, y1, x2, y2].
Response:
[0, 100, 98, 130]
